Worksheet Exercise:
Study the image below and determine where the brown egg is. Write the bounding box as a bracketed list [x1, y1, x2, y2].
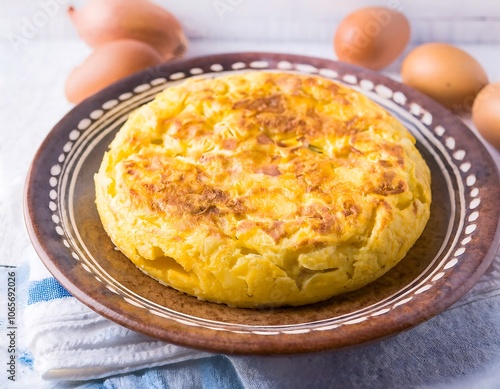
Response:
[472, 82, 500, 150]
[401, 43, 489, 113]
[65, 39, 163, 104]
[334, 7, 410, 70]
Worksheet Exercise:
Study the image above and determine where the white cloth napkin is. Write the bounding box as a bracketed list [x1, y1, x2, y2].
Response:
[23, 254, 212, 382]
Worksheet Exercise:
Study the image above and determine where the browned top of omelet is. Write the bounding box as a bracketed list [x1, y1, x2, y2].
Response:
[116, 73, 423, 245]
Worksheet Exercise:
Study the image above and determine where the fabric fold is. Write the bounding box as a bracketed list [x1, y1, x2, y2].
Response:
[24, 295, 212, 380]
[22, 253, 212, 381]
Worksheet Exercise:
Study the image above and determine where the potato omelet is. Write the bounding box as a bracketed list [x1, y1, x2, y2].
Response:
[95, 72, 431, 308]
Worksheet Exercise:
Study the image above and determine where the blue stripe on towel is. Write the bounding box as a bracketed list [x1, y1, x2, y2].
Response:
[28, 277, 72, 304]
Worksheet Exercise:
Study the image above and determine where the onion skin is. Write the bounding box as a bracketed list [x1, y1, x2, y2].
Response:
[68, 0, 188, 61]
[65, 39, 163, 104]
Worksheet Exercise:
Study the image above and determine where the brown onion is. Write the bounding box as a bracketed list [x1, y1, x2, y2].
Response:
[68, 0, 188, 61]
[65, 39, 163, 104]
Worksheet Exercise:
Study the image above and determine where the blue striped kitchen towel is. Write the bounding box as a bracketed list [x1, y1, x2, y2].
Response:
[19, 254, 245, 388]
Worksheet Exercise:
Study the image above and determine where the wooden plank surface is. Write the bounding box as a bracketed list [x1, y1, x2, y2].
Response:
[1, 0, 500, 43]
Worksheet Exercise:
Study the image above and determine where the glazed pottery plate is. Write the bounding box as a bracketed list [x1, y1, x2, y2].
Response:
[25, 53, 500, 354]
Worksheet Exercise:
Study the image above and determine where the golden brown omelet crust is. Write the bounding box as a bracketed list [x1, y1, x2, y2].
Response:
[95, 72, 431, 308]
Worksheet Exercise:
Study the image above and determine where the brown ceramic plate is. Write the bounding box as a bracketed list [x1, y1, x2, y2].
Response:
[25, 53, 500, 354]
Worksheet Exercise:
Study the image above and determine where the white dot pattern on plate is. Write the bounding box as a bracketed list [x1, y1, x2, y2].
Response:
[78, 118, 91, 130]
[69, 130, 80, 141]
[444, 258, 459, 269]
[359, 79, 374, 91]
[134, 84, 151, 93]
[461, 236, 472, 245]
[295, 64, 318, 74]
[151, 78, 167, 86]
[445, 137, 456, 150]
[470, 198, 481, 209]
[318, 68, 338, 79]
[46, 59, 483, 335]
[170, 72, 186, 80]
[118, 93, 133, 101]
[102, 99, 118, 109]
[63, 142, 73, 153]
[375, 84, 393, 99]
[343, 317, 368, 325]
[281, 329, 311, 335]
[434, 126, 446, 137]
[466, 175, 477, 186]
[460, 162, 471, 173]
[421, 112, 433, 126]
[277, 61, 293, 70]
[392, 91, 407, 105]
[90, 110, 104, 119]
[249, 61, 269, 69]
[210, 64, 224, 72]
[453, 150, 466, 160]
[343, 74, 357, 84]
[231, 62, 246, 70]
[371, 308, 390, 316]
[415, 285, 433, 295]
[313, 324, 340, 331]
[393, 297, 413, 307]
[466, 224, 477, 234]
[50, 165, 61, 176]
[410, 103, 422, 116]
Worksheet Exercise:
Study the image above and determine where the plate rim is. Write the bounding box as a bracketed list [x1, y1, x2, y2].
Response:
[24, 52, 500, 354]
